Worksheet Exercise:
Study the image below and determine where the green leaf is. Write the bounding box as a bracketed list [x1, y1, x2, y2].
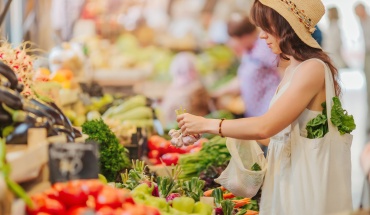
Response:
[5, 177, 33, 207]
[330, 97, 356, 135]
[221, 199, 235, 215]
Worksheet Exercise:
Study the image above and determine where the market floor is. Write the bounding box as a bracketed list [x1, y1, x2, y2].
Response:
[339, 69, 368, 209]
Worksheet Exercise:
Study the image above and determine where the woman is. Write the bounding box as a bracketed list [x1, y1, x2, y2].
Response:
[323, 7, 347, 68]
[177, 0, 353, 214]
[161, 52, 210, 125]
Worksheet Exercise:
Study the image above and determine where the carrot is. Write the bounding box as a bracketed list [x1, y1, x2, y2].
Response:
[223, 193, 235, 199]
[204, 186, 228, 197]
[232, 198, 251, 208]
[244, 210, 259, 215]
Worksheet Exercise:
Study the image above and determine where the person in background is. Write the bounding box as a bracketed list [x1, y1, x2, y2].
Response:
[355, 3, 370, 133]
[212, 14, 282, 154]
[161, 52, 210, 126]
[213, 14, 281, 118]
[323, 7, 347, 68]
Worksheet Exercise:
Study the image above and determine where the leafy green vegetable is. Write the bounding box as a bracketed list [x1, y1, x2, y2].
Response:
[251, 163, 261, 171]
[306, 97, 356, 139]
[212, 188, 224, 207]
[331, 97, 356, 135]
[82, 119, 130, 182]
[221, 200, 235, 215]
[306, 101, 328, 139]
[180, 177, 205, 202]
[179, 136, 230, 180]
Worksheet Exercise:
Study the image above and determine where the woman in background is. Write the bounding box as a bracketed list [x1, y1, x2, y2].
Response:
[323, 6, 347, 68]
[161, 52, 210, 126]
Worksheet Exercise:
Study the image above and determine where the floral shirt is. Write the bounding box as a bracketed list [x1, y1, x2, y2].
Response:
[238, 38, 281, 117]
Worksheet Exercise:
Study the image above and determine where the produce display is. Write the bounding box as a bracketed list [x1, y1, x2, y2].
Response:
[147, 135, 207, 166]
[178, 137, 230, 189]
[82, 119, 131, 182]
[25, 179, 160, 215]
[113, 160, 259, 215]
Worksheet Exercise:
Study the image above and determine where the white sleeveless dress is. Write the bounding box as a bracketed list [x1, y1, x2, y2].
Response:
[259, 59, 353, 215]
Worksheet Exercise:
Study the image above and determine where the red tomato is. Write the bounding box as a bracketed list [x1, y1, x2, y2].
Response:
[26, 194, 66, 215]
[96, 206, 115, 215]
[116, 189, 135, 205]
[59, 182, 88, 208]
[43, 188, 60, 201]
[95, 187, 122, 210]
[148, 150, 160, 159]
[81, 179, 104, 197]
[147, 135, 166, 151]
[161, 153, 180, 165]
[167, 145, 186, 154]
[66, 206, 94, 215]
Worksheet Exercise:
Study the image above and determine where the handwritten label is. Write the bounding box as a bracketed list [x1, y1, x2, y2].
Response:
[48, 141, 99, 184]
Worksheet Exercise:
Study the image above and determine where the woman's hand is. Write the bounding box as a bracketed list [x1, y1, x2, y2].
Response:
[177, 113, 217, 135]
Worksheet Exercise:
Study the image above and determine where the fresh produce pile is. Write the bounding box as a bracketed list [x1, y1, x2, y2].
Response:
[115, 160, 259, 215]
[82, 119, 131, 182]
[178, 136, 230, 189]
[102, 95, 154, 129]
[25, 179, 160, 215]
[147, 135, 207, 166]
[0, 61, 82, 143]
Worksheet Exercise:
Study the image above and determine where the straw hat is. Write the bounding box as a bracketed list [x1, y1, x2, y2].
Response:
[258, 0, 325, 49]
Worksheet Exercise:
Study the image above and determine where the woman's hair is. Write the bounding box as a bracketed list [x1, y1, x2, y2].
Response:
[227, 14, 257, 37]
[250, 0, 341, 96]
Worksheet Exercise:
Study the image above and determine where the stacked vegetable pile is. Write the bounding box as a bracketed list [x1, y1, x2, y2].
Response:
[82, 119, 131, 182]
[25, 179, 160, 215]
[114, 160, 259, 215]
[204, 187, 259, 215]
[0, 61, 82, 143]
[179, 136, 231, 190]
[115, 160, 213, 215]
[147, 135, 207, 166]
[102, 95, 154, 128]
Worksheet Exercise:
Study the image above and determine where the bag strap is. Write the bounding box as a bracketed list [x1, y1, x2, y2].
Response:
[315, 58, 337, 133]
[290, 58, 337, 133]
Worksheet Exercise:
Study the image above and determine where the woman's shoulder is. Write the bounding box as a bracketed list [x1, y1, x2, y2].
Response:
[290, 58, 326, 89]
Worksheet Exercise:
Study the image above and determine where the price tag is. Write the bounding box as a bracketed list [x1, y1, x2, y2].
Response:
[48, 141, 99, 184]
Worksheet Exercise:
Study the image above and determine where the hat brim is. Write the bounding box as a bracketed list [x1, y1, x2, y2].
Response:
[258, 0, 322, 49]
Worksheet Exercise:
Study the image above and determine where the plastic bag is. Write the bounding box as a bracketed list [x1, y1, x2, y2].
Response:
[215, 138, 267, 197]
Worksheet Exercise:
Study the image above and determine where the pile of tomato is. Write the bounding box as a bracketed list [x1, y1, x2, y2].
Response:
[26, 179, 160, 215]
[147, 135, 207, 166]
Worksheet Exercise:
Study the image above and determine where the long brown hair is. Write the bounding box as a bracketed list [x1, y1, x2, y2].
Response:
[250, 0, 341, 96]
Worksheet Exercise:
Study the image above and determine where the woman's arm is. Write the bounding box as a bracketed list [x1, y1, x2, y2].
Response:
[178, 60, 326, 139]
[257, 138, 270, 146]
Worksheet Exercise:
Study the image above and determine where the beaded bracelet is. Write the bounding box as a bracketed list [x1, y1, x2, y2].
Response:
[219, 118, 225, 138]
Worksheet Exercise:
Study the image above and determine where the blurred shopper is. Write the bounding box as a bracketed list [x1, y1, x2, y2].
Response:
[161, 52, 210, 125]
[213, 14, 281, 118]
[323, 7, 348, 68]
[355, 3, 370, 133]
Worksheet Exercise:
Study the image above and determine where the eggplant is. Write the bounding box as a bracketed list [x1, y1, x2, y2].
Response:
[0, 61, 18, 90]
[28, 99, 64, 125]
[48, 102, 74, 132]
[0, 86, 23, 110]
[51, 125, 74, 142]
[0, 105, 12, 125]
[16, 83, 24, 93]
[5, 113, 51, 144]
[23, 103, 56, 125]
[73, 127, 82, 138]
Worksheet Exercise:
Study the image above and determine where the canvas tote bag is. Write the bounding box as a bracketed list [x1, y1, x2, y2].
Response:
[214, 138, 267, 197]
[288, 59, 353, 215]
